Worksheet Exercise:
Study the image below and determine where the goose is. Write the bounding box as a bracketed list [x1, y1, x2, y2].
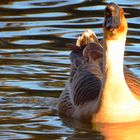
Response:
[57, 3, 140, 123]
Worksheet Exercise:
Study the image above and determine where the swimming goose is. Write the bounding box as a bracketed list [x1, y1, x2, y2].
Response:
[57, 3, 140, 123]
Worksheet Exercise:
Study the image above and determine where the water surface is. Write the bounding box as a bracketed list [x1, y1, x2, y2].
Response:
[0, 0, 140, 139]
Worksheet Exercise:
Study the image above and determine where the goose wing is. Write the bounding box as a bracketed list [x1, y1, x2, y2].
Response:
[124, 67, 140, 96]
[57, 30, 102, 116]
[70, 50, 102, 106]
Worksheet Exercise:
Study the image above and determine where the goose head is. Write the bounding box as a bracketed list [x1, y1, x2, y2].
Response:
[103, 2, 128, 40]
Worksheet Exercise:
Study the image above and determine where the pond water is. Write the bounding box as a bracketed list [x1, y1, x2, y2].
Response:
[0, 0, 140, 139]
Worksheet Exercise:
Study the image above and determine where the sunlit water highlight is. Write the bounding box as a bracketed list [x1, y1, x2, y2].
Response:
[0, 0, 140, 139]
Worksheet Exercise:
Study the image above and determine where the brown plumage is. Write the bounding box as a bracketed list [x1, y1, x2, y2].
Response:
[57, 3, 140, 123]
[57, 29, 102, 118]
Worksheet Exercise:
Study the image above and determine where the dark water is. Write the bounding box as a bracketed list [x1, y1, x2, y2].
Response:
[0, 0, 140, 139]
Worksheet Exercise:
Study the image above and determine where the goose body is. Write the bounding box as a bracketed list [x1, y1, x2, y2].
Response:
[57, 3, 140, 123]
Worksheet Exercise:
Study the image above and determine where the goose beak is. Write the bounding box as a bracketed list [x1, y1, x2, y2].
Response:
[104, 3, 121, 32]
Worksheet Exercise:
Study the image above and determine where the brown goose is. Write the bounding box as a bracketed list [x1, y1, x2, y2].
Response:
[57, 3, 140, 123]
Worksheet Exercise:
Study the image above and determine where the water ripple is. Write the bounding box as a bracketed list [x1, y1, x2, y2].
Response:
[0, 0, 140, 139]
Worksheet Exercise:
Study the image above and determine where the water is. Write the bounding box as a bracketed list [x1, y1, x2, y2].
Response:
[0, 0, 140, 139]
